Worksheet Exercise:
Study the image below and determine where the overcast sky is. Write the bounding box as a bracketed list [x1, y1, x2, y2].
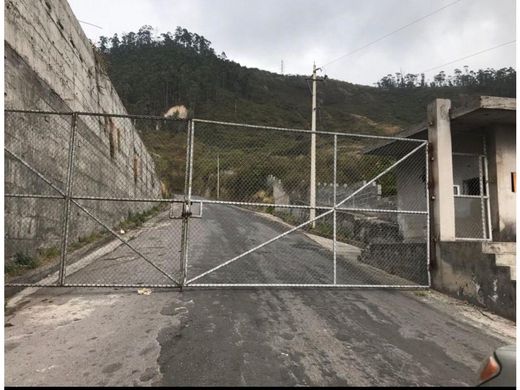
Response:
[69, 0, 516, 86]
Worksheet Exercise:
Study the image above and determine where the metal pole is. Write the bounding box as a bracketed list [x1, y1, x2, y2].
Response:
[217, 152, 220, 199]
[478, 152, 486, 240]
[425, 143, 431, 287]
[310, 63, 317, 228]
[483, 136, 492, 240]
[181, 120, 195, 285]
[179, 120, 192, 288]
[333, 135, 337, 285]
[58, 113, 78, 285]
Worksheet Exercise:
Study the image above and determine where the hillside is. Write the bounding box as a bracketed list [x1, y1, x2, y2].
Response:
[97, 26, 515, 135]
[95, 26, 515, 197]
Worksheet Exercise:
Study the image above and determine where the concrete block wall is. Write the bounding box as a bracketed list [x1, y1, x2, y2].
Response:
[432, 241, 516, 320]
[4, 0, 162, 260]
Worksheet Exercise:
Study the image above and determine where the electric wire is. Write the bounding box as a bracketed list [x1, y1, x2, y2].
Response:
[420, 40, 516, 74]
[320, 0, 464, 68]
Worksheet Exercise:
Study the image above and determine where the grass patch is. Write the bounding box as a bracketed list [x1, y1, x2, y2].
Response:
[5, 204, 166, 279]
[118, 204, 164, 231]
[413, 290, 429, 297]
[69, 231, 107, 252]
[5, 252, 38, 276]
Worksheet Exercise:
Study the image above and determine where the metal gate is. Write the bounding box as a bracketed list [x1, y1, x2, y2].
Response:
[5, 110, 430, 289]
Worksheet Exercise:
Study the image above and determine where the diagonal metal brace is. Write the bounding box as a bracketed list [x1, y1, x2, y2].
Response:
[71, 199, 180, 286]
[4, 147, 66, 197]
[186, 141, 428, 285]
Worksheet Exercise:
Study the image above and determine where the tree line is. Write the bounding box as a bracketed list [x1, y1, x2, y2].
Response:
[94, 25, 516, 121]
[95, 25, 251, 116]
[376, 66, 515, 96]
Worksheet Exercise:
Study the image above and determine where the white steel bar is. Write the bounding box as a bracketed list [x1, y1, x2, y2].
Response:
[5, 109, 74, 116]
[5, 194, 64, 199]
[333, 134, 337, 285]
[454, 195, 490, 199]
[335, 207, 427, 215]
[455, 237, 492, 242]
[62, 283, 181, 288]
[188, 120, 195, 201]
[310, 63, 317, 229]
[5, 110, 186, 129]
[188, 284, 429, 288]
[5, 283, 181, 288]
[76, 111, 188, 122]
[5, 283, 59, 287]
[178, 120, 193, 286]
[425, 142, 431, 287]
[70, 199, 180, 285]
[193, 199, 429, 214]
[199, 199, 331, 210]
[478, 152, 486, 239]
[483, 137, 493, 241]
[192, 118, 426, 143]
[58, 113, 78, 285]
[69, 196, 186, 203]
[181, 120, 196, 285]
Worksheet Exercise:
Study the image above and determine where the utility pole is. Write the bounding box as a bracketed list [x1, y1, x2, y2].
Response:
[310, 63, 318, 228]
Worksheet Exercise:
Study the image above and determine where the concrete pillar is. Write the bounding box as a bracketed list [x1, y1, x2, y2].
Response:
[428, 99, 456, 241]
[488, 125, 516, 241]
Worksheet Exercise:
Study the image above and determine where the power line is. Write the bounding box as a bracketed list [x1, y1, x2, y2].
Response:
[78, 20, 103, 29]
[320, 0, 463, 68]
[420, 40, 516, 73]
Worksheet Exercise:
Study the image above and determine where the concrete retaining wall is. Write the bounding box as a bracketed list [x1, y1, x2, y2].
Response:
[432, 241, 516, 320]
[4, 0, 161, 260]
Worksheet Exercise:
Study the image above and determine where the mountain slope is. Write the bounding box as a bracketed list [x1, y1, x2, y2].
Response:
[98, 27, 515, 135]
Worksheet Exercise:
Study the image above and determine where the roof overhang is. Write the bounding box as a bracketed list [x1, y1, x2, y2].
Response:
[366, 96, 516, 156]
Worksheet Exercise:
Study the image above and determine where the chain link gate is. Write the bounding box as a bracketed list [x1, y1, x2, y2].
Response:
[5, 110, 430, 289]
[5, 110, 188, 288]
[182, 119, 430, 288]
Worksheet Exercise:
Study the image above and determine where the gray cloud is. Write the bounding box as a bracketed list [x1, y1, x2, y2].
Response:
[69, 0, 515, 85]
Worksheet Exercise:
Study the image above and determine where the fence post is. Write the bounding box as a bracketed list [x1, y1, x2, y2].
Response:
[179, 119, 194, 288]
[333, 135, 337, 285]
[58, 112, 78, 286]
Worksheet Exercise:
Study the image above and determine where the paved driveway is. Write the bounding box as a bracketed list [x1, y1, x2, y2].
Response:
[4, 203, 515, 386]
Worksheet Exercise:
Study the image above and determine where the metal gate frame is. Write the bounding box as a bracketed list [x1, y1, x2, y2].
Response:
[5, 111, 430, 289]
[180, 119, 431, 289]
[5, 109, 187, 289]
[452, 135, 493, 241]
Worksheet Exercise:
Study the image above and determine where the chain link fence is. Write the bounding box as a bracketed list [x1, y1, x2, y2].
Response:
[5, 111, 430, 289]
[184, 119, 430, 287]
[5, 110, 187, 288]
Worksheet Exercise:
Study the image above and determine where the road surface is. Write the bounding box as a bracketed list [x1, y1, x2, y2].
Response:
[4, 203, 515, 386]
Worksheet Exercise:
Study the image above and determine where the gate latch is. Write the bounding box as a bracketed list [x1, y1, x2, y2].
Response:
[169, 201, 203, 219]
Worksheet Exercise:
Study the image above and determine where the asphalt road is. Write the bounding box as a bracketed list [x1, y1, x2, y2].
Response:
[4, 203, 516, 386]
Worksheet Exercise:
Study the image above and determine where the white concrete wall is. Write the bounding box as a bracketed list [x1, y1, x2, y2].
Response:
[395, 152, 427, 241]
[428, 99, 456, 241]
[490, 126, 516, 241]
[5, 0, 126, 114]
[4, 0, 163, 259]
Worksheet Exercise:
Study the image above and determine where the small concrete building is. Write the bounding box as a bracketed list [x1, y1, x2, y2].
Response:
[372, 96, 516, 319]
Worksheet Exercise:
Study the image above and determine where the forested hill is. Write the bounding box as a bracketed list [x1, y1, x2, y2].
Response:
[96, 26, 516, 135]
